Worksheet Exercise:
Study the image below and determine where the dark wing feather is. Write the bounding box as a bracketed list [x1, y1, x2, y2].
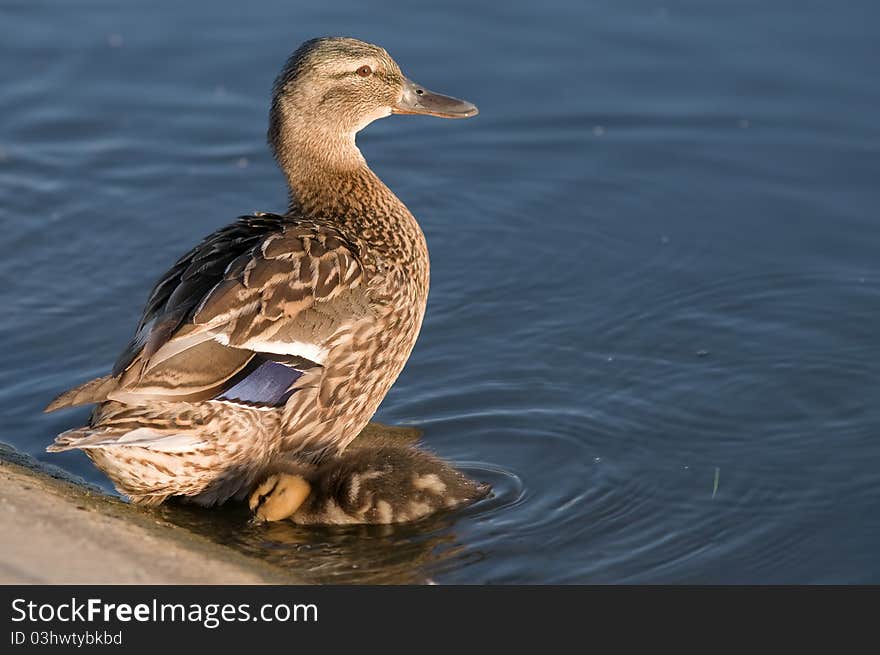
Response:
[113, 214, 287, 375]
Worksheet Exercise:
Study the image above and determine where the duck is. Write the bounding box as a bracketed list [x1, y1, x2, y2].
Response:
[44, 36, 478, 507]
[249, 428, 490, 525]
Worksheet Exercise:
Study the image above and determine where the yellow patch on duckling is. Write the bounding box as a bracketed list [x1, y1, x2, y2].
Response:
[249, 473, 311, 522]
[375, 500, 394, 524]
[411, 473, 447, 495]
[318, 498, 362, 525]
[347, 469, 386, 504]
[407, 501, 433, 519]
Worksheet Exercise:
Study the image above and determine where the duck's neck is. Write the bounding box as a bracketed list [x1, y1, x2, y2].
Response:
[271, 119, 426, 263]
[276, 126, 364, 200]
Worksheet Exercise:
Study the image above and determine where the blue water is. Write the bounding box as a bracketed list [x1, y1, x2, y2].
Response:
[2, 0, 879, 583]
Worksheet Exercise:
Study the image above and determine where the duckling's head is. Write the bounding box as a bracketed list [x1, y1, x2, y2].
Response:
[269, 37, 477, 169]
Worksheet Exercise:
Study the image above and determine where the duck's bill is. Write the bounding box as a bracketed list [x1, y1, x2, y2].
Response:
[393, 77, 478, 119]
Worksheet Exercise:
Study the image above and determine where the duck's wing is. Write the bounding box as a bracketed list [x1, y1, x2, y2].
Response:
[48, 213, 370, 410]
[113, 213, 288, 376]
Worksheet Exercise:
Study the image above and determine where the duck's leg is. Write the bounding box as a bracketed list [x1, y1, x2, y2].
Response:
[249, 473, 312, 522]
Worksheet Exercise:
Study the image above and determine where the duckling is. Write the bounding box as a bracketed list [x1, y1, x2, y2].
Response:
[250, 436, 489, 525]
[44, 37, 477, 506]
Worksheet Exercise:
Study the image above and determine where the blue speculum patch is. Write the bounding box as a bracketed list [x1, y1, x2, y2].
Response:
[216, 359, 302, 406]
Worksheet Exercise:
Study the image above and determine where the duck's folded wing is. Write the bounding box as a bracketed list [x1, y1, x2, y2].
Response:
[112, 213, 287, 376]
[96, 214, 368, 407]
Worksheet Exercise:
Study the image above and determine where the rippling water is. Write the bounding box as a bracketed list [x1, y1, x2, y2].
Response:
[2, 0, 879, 583]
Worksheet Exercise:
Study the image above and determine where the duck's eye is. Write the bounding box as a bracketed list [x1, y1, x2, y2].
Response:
[356, 65, 373, 77]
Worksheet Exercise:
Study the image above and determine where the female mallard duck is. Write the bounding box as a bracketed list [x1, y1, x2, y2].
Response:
[249, 431, 489, 525]
[45, 37, 478, 507]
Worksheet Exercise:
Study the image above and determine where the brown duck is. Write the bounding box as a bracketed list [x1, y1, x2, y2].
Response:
[45, 36, 478, 507]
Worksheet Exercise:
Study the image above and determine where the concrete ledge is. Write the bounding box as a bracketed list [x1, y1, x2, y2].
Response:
[0, 444, 298, 584]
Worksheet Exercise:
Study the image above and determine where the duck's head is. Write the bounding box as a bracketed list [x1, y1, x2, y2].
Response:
[269, 37, 477, 169]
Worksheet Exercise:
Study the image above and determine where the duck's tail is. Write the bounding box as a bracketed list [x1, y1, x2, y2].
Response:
[46, 428, 93, 453]
[44, 375, 117, 412]
[45, 426, 130, 453]
[46, 425, 204, 454]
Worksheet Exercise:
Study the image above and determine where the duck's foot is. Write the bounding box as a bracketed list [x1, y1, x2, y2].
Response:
[249, 473, 311, 522]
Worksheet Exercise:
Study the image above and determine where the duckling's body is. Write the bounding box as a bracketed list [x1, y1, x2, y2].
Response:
[251, 434, 489, 525]
[45, 37, 477, 506]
